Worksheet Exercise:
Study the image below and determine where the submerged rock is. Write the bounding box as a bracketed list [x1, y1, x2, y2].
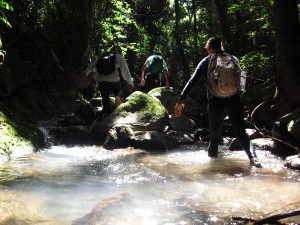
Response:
[72, 193, 131, 225]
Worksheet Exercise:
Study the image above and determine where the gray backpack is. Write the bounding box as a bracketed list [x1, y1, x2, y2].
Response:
[207, 53, 241, 98]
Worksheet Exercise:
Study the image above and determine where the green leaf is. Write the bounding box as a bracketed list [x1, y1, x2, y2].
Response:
[0, 16, 12, 27]
[0, 1, 13, 11]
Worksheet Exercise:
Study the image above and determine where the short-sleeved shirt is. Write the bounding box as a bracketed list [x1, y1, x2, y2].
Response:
[144, 55, 168, 72]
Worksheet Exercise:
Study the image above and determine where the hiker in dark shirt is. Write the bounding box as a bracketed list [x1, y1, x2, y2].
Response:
[140, 51, 170, 92]
[174, 36, 262, 168]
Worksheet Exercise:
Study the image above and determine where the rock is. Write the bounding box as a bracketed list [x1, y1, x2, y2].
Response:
[103, 125, 134, 150]
[229, 138, 274, 151]
[72, 193, 131, 225]
[148, 87, 202, 119]
[166, 130, 196, 144]
[245, 128, 261, 139]
[193, 128, 210, 142]
[91, 91, 169, 144]
[129, 130, 179, 151]
[285, 155, 300, 170]
[169, 114, 197, 131]
[51, 126, 90, 146]
[251, 138, 275, 150]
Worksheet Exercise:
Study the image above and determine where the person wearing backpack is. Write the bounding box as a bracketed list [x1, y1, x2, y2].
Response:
[85, 52, 134, 117]
[140, 51, 170, 92]
[174, 36, 261, 168]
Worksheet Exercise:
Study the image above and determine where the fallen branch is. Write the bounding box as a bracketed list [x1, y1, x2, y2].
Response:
[232, 209, 300, 225]
[250, 101, 300, 154]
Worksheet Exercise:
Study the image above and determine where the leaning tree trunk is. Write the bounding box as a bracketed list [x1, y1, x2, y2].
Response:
[272, 0, 300, 117]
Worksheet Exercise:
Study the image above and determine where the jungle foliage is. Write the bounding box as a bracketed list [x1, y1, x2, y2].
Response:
[0, 0, 299, 117]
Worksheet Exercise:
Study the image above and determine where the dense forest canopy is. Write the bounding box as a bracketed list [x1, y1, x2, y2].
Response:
[0, 0, 299, 119]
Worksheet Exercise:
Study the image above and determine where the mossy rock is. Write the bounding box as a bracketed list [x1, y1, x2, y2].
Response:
[116, 91, 167, 123]
[0, 111, 35, 157]
[92, 91, 169, 144]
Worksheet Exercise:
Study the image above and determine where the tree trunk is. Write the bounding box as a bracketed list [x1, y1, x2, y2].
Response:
[211, 0, 232, 51]
[192, 0, 200, 66]
[174, 0, 191, 82]
[272, 0, 300, 117]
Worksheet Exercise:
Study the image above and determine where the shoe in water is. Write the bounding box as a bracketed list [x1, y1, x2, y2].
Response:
[250, 158, 262, 168]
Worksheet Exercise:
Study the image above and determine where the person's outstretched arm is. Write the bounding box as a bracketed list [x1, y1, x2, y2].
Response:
[140, 63, 147, 86]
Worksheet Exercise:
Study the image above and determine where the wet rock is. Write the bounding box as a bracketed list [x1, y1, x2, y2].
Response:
[193, 128, 210, 142]
[129, 130, 179, 151]
[245, 128, 261, 139]
[72, 193, 131, 225]
[103, 125, 134, 150]
[251, 138, 275, 150]
[76, 101, 97, 125]
[169, 114, 197, 131]
[166, 130, 196, 144]
[229, 137, 274, 151]
[285, 155, 300, 170]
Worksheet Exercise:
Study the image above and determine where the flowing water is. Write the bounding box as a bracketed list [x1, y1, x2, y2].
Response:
[0, 143, 299, 225]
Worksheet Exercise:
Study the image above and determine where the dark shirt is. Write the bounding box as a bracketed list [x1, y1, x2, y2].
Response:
[178, 55, 210, 101]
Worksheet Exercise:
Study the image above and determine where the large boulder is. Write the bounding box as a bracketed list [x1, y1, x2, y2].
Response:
[91, 91, 169, 144]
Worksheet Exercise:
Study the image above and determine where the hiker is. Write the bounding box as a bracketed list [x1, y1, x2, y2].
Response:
[140, 51, 170, 92]
[85, 52, 134, 117]
[174, 36, 262, 168]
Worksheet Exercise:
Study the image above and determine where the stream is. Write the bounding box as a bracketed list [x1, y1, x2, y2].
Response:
[0, 142, 300, 224]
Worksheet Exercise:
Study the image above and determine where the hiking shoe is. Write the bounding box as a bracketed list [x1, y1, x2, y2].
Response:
[250, 158, 262, 168]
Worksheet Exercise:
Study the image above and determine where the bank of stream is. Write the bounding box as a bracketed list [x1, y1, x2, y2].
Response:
[0, 142, 299, 225]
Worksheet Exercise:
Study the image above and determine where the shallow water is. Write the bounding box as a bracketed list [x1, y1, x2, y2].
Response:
[0, 143, 299, 225]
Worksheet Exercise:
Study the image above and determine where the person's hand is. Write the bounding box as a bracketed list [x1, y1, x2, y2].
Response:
[128, 85, 134, 92]
[140, 78, 145, 86]
[174, 101, 184, 117]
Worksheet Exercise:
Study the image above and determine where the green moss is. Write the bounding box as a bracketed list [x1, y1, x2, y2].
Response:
[116, 91, 166, 118]
[0, 111, 33, 156]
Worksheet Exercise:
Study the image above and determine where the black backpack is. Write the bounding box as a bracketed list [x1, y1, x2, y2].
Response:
[96, 52, 116, 75]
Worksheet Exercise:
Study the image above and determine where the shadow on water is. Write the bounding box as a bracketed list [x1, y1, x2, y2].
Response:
[0, 143, 299, 225]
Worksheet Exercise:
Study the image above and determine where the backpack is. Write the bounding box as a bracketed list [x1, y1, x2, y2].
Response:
[96, 52, 116, 75]
[207, 53, 241, 98]
[148, 55, 164, 74]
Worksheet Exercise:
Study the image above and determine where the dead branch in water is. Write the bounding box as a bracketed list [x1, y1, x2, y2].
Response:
[232, 208, 300, 224]
[250, 101, 300, 154]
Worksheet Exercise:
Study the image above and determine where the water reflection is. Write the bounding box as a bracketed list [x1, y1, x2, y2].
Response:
[0, 144, 299, 225]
